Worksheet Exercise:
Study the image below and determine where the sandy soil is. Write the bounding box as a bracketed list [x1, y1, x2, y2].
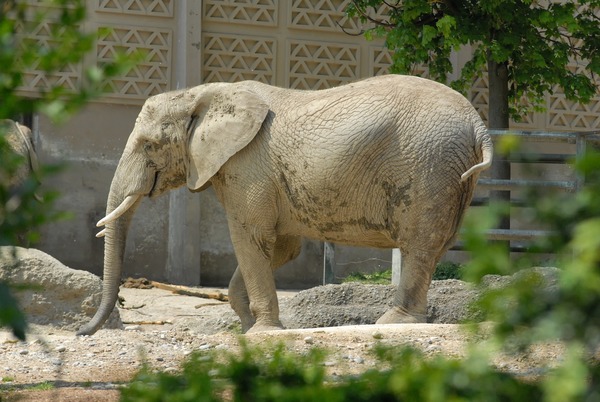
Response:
[0, 285, 564, 401]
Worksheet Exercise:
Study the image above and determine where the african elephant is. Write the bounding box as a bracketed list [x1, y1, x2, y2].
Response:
[77, 75, 493, 336]
[0, 119, 40, 190]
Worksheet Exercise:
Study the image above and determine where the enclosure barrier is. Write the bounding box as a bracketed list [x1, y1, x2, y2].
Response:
[323, 130, 600, 285]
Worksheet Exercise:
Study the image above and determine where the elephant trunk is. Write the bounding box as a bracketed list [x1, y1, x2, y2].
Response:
[77, 179, 141, 336]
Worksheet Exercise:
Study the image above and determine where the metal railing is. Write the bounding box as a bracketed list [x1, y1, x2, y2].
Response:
[323, 130, 600, 285]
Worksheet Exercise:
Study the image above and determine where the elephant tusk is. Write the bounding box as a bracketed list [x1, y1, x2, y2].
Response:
[96, 228, 106, 238]
[97, 194, 140, 227]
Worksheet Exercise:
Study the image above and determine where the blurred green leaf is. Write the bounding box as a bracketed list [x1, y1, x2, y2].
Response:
[0, 281, 26, 340]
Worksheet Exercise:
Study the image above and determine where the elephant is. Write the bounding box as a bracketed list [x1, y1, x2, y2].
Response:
[0, 119, 41, 245]
[77, 74, 493, 336]
[0, 119, 40, 190]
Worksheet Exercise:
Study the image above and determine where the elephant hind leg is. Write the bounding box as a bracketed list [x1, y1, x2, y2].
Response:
[228, 234, 302, 333]
[228, 267, 255, 332]
[376, 247, 437, 324]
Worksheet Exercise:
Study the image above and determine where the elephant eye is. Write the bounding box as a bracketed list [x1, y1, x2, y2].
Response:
[143, 142, 153, 153]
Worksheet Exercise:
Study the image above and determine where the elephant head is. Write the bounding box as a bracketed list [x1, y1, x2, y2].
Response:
[77, 85, 270, 335]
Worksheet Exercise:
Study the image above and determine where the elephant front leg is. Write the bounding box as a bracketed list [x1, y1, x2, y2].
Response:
[376, 248, 435, 324]
[229, 235, 302, 333]
[229, 223, 283, 333]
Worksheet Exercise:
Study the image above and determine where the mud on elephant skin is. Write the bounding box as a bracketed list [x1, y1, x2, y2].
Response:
[78, 75, 493, 336]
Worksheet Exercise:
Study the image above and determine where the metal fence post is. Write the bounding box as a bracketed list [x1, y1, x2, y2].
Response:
[323, 242, 335, 285]
[391, 248, 401, 286]
[576, 132, 587, 191]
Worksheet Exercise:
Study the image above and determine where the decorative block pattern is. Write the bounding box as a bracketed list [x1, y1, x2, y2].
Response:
[289, 0, 359, 32]
[547, 94, 600, 131]
[469, 65, 600, 130]
[546, 62, 600, 131]
[202, 33, 276, 84]
[371, 47, 392, 76]
[370, 47, 429, 78]
[510, 96, 538, 129]
[203, 0, 277, 26]
[287, 40, 359, 89]
[411, 64, 430, 78]
[15, 20, 82, 94]
[468, 73, 490, 124]
[96, 0, 174, 17]
[97, 26, 172, 99]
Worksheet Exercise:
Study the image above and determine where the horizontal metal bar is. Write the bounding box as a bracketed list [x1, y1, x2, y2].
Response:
[506, 153, 573, 164]
[477, 178, 576, 191]
[470, 197, 530, 207]
[485, 228, 554, 241]
[488, 130, 600, 144]
[586, 134, 600, 144]
[451, 242, 535, 253]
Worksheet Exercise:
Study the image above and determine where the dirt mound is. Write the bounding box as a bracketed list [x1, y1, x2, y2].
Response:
[281, 279, 481, 329]
[281, 267, 558, 329]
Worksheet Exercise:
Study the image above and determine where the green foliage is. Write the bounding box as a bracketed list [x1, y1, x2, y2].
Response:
[346, 0, 600, 120]
[0, 0, 138, 340]
[122, 340, 545, 401]
[122, 342, 329, 402]
[361, 346, 542, 401]
[463, 151, 600, 355]
[433, 261, 463, 280]
[0, 280, 25, 340]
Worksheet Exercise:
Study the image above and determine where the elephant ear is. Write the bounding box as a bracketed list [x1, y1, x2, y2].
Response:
[186, 88, 270, 191]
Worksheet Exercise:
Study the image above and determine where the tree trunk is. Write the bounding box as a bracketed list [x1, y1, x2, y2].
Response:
[487, 57, 511, 239]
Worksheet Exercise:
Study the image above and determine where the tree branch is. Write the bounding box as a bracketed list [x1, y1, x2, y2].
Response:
[350, 0, 396, 28]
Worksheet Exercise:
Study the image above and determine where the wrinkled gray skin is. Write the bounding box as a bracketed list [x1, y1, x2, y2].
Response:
[77, 75, 493, 336]
[1, 119, 40, 189]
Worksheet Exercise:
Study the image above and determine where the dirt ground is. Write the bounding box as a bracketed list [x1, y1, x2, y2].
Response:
[0, 282, 564, 402]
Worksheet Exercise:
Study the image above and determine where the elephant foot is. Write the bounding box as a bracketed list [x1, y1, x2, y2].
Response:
[245, 321, 285, 334]
[376, 307, 426, 324]
[240, 318, 256, 334]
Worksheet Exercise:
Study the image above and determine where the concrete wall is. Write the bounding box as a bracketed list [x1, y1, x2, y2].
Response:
[23, 0, 600, 289]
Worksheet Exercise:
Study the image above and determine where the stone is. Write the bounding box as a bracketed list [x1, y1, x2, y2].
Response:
[0, 246, 122, 331]
[278, 267, 559, 329]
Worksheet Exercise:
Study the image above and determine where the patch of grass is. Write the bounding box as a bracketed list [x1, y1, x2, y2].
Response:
[344, 261, 464, 284]
[30, 382, 54, 391]
[1, 377, 15, 383]
[433, 261, 463, 280]
[343, 270, 392, 284]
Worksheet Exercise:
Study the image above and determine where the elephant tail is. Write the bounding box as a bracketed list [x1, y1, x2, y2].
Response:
[460, 126, 493, 182]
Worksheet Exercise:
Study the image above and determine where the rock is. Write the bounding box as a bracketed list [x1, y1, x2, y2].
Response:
[280, 283, 394, 329]
[0, 246, 121, 331]
[279, 267, 559, 329]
